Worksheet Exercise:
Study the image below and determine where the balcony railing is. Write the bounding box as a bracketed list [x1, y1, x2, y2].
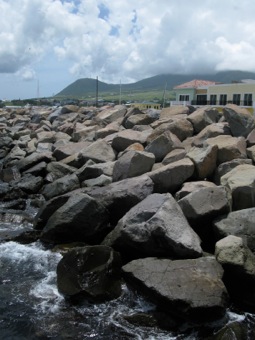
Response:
[170, 100, 254, 107]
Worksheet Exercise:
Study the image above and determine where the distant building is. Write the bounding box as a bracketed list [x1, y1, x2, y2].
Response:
[173, 79, 217, 106]
[129, 102, 161, 110]
[173, 79, 255, 110]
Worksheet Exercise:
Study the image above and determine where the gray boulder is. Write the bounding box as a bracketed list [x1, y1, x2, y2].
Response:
[57, 245, 122, 302]
[112, 150, 155, 182]
[178, 186, 230, 251]
[187, 144, 218, 180]
[53, 141, 91, 161]
[213, 158, 253, 185]
[112, 129, 151, 152]
[220, 164, 255, 210]
[122, 256, 228, 321]
[148, 158, 194, 193]
[207, 135, 247, 165]
[84, 175, 154, 224]
[145, 131, 183, 162]
[215, 235, 255, 310]
[16, 152, 53, 172]
[178, 186, 230, 222]
[40, 193, 109, 244]
[148, 118, 194, 142]
[41, 173, 80, 200]
[223, 104, 255, 138]
[78, 139, 116, 164]
[175, 180, 217, 200]
[213, 208, 255, 252]
[162, 149, 187, 165]
[103, 193, 202, 259]
[187, 107, 222, 134]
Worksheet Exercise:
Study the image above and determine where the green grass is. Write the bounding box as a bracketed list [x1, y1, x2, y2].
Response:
[55, 89, 175, 103]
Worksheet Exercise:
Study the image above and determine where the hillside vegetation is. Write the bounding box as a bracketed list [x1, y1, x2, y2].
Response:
[55, 70, 255, 103]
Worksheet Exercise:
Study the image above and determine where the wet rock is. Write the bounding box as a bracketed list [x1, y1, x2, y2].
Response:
[40, 192, 110, 244]
[57, 245, 122, 302]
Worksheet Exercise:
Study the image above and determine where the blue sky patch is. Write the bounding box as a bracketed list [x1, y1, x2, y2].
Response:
[98, 3, 110, 21]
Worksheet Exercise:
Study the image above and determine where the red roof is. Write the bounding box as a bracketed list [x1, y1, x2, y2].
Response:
[174, 79, 216, 89]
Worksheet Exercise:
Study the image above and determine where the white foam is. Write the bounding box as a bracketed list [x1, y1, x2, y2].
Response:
[30, 271, 64, 314]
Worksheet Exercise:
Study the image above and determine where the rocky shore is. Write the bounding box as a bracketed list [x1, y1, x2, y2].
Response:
[1, 103, 255, 337]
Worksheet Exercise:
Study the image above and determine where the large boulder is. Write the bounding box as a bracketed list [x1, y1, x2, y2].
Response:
[147, 158, 194, 193]
[16, 152, 53, 172]
[220, 164, 255, 210]
[57, 245, 122, 302]
[111, 129, 151, 152]
[122, 256, 228, 321]
[148, 118, 194, 142]
[95, 105, 127, 126]
[103, 193, 202, 259]
[223, 104, 255, 138]
[78, 139, 116, 164]
[124, 113, 156, 129]
[175, 180, 217, 200]
[159, 106, 189, 120]
[84, 175, 154, 224]
[213, 208, 255, 252]
[40, 173, 80, 200]
[112, 150, 155, 182]
[40, 192, 109, 244]
[206, 135, 247, 165]
[187, 107, 222, 134]
[145, 131, 183, 162]
[187, 144, 218, 180]
[213, 158, 253, 185]
[178, 186, 230, 251]
[53, 141, 91, 161]
[215, 235, 255, 311]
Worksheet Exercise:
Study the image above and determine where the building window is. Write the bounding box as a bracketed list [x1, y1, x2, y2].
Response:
[233, 94, 241, 105]
[210, 95, 217, 105]
[179, 95, 189, 101]
[219, 94, 227, 105]
[244, 93, 252, 106]
[196, 95, 207, 105]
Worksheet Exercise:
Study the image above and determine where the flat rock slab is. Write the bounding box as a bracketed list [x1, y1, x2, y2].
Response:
[122, 256, 228, 322]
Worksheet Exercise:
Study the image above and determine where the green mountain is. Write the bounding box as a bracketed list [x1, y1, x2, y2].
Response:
[56, 70, 255, 98]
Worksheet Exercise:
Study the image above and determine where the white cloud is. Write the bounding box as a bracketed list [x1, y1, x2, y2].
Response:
[1, 0, 255, 98]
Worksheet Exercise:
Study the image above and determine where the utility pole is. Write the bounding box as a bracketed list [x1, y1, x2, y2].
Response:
[119, 79, 122, 105]
[96, 76, 99, 107]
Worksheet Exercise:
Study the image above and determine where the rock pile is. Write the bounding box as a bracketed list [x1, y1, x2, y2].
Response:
[1, 103, 255, 326]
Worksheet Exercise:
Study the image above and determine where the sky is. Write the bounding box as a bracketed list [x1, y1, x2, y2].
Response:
[1, 0, 255, 100]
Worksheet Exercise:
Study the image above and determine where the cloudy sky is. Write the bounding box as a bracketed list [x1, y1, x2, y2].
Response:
[1, 0, 255, 99]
